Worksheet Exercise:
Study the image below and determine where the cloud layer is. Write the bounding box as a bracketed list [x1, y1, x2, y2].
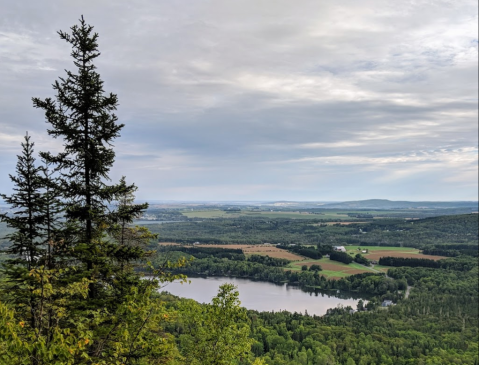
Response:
[0, 0, 477, 201]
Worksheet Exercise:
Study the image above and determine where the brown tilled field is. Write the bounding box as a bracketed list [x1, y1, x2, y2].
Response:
[158, 242, 180, 246]
[366, 250, 446, 261]
[242, 246, 304, 261]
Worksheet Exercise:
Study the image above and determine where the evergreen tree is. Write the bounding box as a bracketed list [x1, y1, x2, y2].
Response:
[0, 17, 185, 364]
[32, 16, 146, 302]
[0, 134, 46, 328]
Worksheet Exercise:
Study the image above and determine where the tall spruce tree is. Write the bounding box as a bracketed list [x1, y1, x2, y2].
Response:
[32, 16, 146, 301]
[0, 134, 46, 326]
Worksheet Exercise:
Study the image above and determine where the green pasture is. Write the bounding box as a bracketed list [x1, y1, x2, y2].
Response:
[372, 264, 391, 273]
[286, 257, 377, 278]
[317, 270, 351, 278]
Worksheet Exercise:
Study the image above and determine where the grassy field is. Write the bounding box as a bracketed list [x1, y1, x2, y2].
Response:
[343, 245, 446, 261]
[286, 258, 377, 278]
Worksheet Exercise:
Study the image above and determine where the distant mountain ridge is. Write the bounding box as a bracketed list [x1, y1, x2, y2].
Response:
[320, 199, 479, 210]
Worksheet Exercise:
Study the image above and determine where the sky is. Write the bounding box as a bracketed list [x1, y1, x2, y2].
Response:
[0, 0, 477, 201]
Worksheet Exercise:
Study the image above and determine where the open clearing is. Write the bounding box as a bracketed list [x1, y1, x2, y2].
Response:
[287, 258, 376, 279]
[366, 250, 445, 261]
[344, 245, 447, 261]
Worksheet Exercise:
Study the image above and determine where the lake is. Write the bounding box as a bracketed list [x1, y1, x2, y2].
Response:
[159, 276, 366, 316]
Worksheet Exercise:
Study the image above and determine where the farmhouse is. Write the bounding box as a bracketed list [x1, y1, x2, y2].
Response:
[382, 300, 394, 307]
[333, 246, 346, 252]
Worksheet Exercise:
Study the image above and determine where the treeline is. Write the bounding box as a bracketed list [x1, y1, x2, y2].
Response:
[329, 251, 353, 264]
[157, 247, 290, 267]
[248, 254, 291, 267]
[379, 256, 476, 271]
[353, 253, 370, 266]
[167, 246, 245, 260]
[422, 243, 478, 257]
[379, 256, 441, 268]
[277, 244, 323, 259]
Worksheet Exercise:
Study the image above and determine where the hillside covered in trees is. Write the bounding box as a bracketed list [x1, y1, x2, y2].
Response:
[146, 213, 478, 248]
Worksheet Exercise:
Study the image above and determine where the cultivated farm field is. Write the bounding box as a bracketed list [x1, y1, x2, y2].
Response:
[158, 242, 448, 278]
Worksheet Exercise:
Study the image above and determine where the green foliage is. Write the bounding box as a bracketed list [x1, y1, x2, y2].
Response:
[178, 284, 253, 365]
[277, 245, 323, 259]
[0, 269, 182, 364]
[0, 135, 46, 270]
[353, 253, 370, 266]
[329, 251, 353, 264]
[0, 17, 190, 365]
[31, 16, 149, 306]
[244, 259, 478, 365]
[247, 255, 290, 267]
[147, 213, 478, 247]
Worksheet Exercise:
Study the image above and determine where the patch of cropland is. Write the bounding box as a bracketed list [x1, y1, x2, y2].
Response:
[157, 240, 454, 280]
[146, 214, 478, 248]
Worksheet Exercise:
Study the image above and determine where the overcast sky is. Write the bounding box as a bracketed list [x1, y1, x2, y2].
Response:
[0, 0, 477, 201]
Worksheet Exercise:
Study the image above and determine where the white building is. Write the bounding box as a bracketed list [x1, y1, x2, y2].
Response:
[333, 246, 346, 252]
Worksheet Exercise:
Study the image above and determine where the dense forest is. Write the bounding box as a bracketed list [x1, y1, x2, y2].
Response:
[146, 214, 478, 248]
[155, 258, 478, 365]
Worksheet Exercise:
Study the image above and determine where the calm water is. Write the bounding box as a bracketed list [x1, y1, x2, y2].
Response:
[159, 276, 366, 316]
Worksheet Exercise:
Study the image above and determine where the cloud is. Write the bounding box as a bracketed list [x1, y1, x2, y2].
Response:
[0, 0, 477, 201]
